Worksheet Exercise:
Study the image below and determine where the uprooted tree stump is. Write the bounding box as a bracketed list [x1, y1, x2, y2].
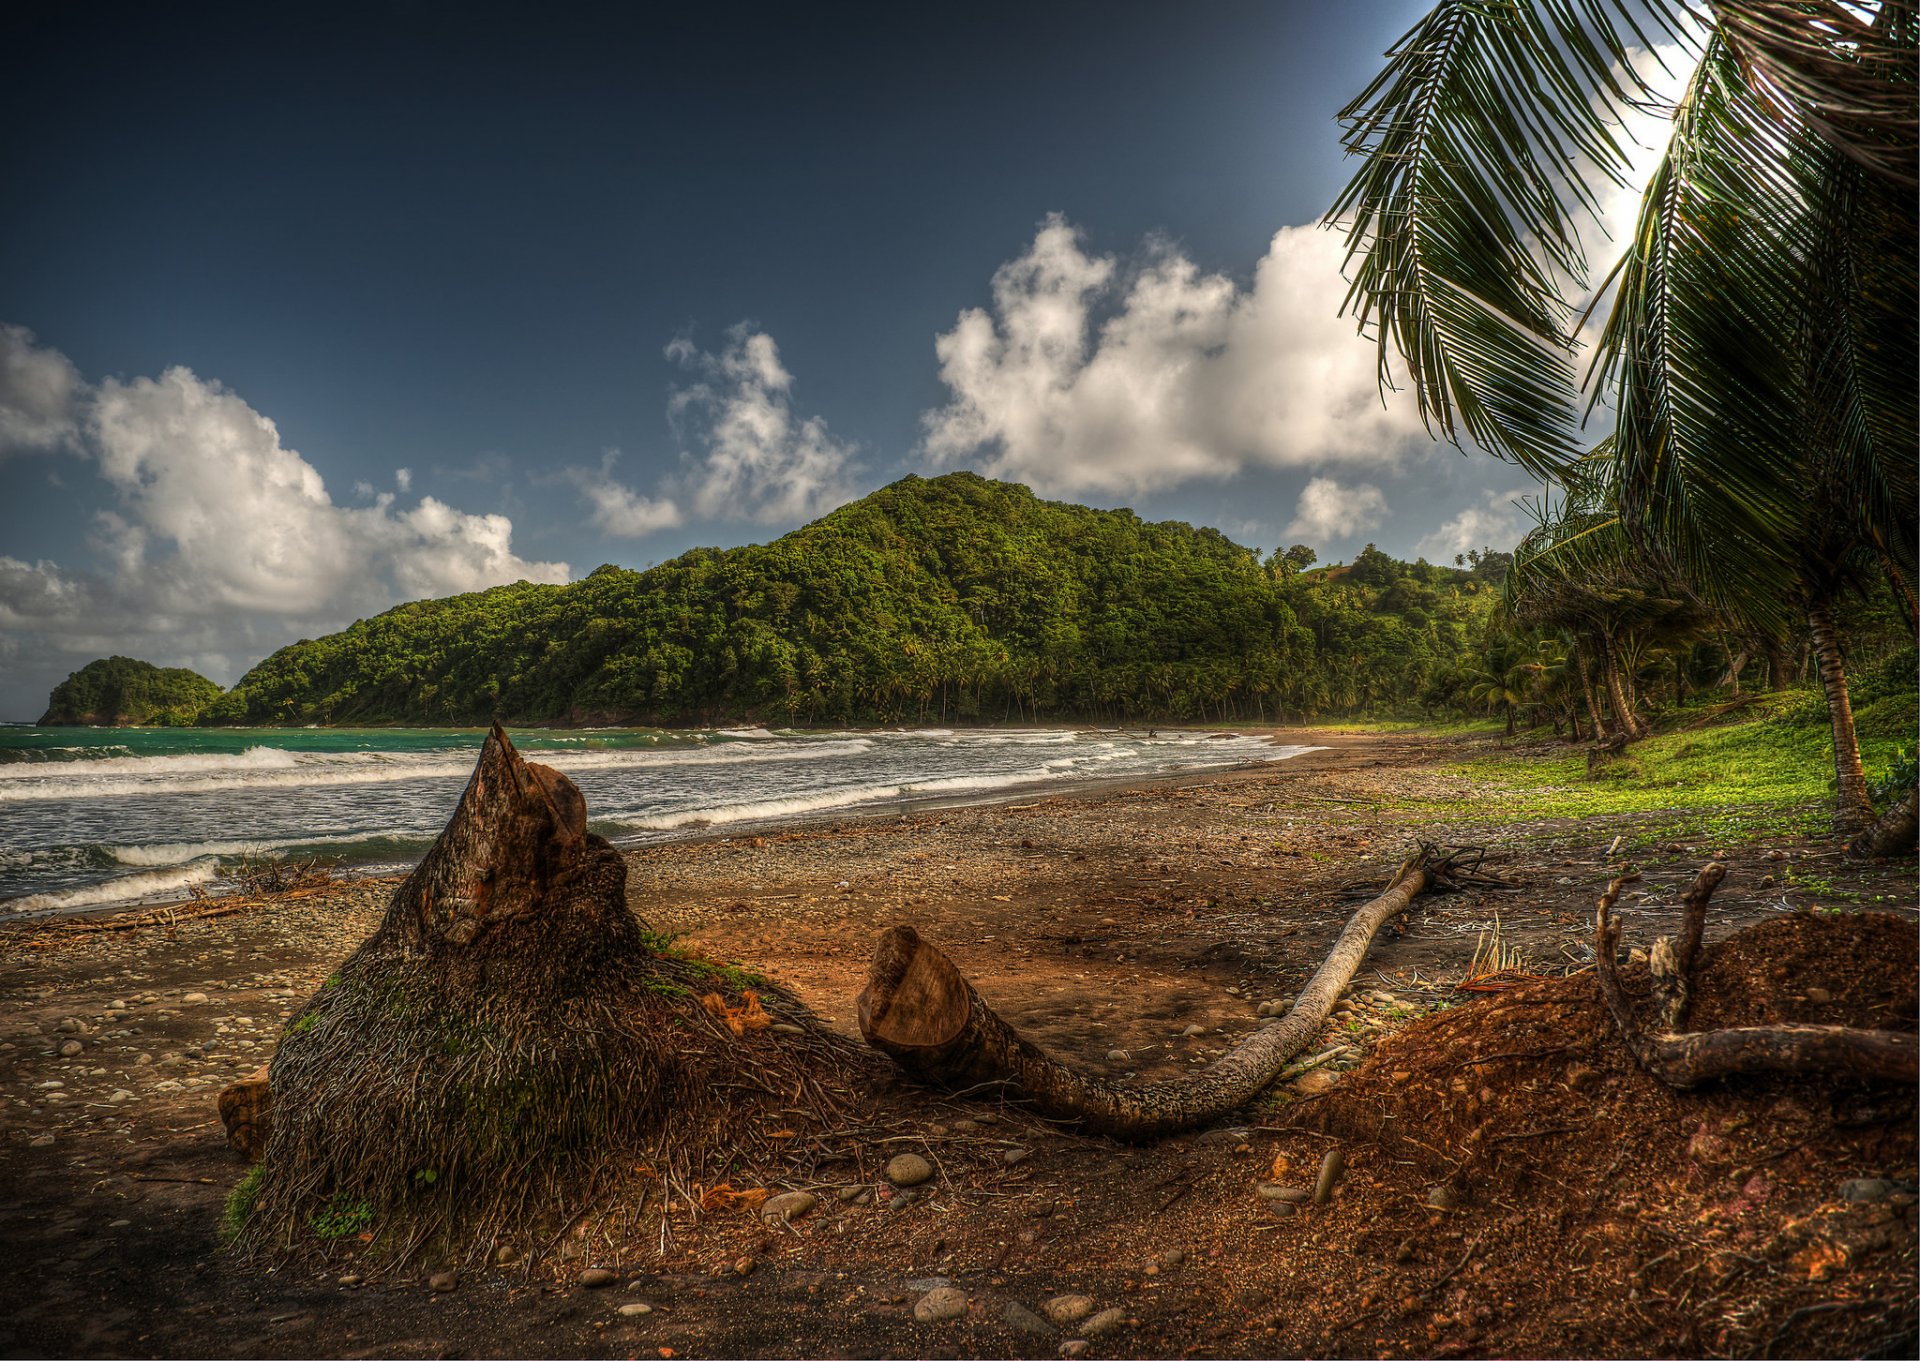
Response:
[1595, 865, 1918, 1087]
[858, 846, 1469, 1139]
[224, 725, 858, 1266]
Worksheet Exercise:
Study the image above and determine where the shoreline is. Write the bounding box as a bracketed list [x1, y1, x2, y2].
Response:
[0, 725, 1367, 925]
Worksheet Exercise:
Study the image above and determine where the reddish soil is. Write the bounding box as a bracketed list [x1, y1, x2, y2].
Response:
[1, 728, 1914, 1359]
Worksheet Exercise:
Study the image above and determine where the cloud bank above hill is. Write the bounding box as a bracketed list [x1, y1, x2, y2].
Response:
[0, 324, 567, 688]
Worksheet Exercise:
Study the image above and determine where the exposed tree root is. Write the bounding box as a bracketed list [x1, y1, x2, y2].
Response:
[857, 845, 1459, 1140]
[1594, 867, 1917, 1087]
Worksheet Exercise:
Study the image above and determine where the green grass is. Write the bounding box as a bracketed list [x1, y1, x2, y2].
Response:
[221, 1164, 267, 1242]
[1438, 709, 1912, 843]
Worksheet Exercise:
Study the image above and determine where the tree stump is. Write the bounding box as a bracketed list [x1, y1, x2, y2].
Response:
[230, 724, 852, 1265]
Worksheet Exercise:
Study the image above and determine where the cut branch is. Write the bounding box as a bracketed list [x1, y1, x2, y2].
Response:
[1648, 861, 1725, 1032]
[1594, 873, 1917, 1088]
[858, 849, 1436, 1140]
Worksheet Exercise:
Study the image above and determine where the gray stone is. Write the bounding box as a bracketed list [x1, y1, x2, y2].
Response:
[1425, 1183, 1459, 1210]
[1105, 1049, 1129, 1063]
[913, 1286, 968, 1323]
[579, 1267, 618, 1287]
[1003, 1302, 1055, 1336]
[1313, 1147, 1346, 1205]
[1838, 1178, 1902, 1204]
[1082, 1307, 1126, 1337]
[58, 1040, 82, 1058]
[1003, 1147, 1031, 1167]
[617, 1302, 653, 1317]
[1159, 1246, 1186, 1267]
[769, 1023, 804, 1035]
[182, 992, 210, 1004]
[836, 1184, 870, 1203]
[492, 1245, 520, 1266]
[1292, 1068, 1338, 1097]
[428, 1270, 457, 1292]
[885, 1152, 933, 1187]
[338, 1273, 364, 1287]
[1044, 1294, 1096, 1328]
[1256, 1183, 1310, 1203]
[1180, 1023, 1206, 1038]
[30, 1134, 54, 1148]
[762, 1190, 818, 1222]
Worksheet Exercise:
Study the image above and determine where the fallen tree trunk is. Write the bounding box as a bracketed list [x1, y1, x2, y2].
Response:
[858, 850, 1436, 1140]
[1848, 787, 1918, 860]
[1594, 870, 1917, 1087]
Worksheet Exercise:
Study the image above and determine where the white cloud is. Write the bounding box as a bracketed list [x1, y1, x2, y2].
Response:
[1414, 488, 1534, 562]
[565, 453, 683, 538]
[921, 214, 1427, 497]
[0, 324, 85, 456]
[395, 466, 412, 492]
[0, 331, 569, 695]
[1283, 476, 1389, 545]
[564, 325, 858, 536]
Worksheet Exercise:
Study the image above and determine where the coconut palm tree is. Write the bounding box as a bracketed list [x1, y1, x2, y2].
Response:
[1330, 0, 1916, 839]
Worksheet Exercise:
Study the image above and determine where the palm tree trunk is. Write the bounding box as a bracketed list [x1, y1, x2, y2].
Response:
[1764, 635, 1794, 692]
[1600, 634, 1644, 740]
[1575, 647, 1609, 740]
[1849, 788, 1918, 860]
[1806, 597, 1874, 836]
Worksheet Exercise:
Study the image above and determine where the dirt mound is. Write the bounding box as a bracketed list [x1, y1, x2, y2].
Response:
[1291, 910, 1918, 1357]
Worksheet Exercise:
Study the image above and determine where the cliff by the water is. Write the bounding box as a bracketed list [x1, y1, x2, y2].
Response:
[40, 656, 224, 726]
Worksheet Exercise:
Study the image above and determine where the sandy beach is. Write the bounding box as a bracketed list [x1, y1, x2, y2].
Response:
[2, 727, 1914, 1358]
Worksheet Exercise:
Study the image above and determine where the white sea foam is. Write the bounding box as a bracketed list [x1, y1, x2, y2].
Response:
[613, 784, 909, 831]
[2, 859, 221, 916]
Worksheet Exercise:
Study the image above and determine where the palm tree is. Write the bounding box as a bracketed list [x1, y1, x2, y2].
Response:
[1330, 0, 1916, 839]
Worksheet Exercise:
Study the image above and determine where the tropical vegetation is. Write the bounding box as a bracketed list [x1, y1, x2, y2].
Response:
[39, 656, 223, 726]
[1331, 0, 1917, 841]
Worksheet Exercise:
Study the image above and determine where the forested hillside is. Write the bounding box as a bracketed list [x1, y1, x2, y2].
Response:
[207, 474, 1498, 726]
[40, 657, 224, 726]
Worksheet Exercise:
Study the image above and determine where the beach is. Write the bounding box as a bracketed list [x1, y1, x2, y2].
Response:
[1, 727, 1914, 1358]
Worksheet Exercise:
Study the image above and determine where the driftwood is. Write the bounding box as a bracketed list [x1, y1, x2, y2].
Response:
[1594, 867, 1917, 1087]
[1848, 787, 1918, 860]
[858, 847, 1441, 1140]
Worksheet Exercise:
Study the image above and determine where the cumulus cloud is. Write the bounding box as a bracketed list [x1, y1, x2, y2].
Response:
[565, 325, 858, 537]
[0, 328, 568, 697]
[0, 323, 85, 456]
[1415, 488, 1534, 562]
[1283, 476, 1389, 545]
[921, 215, 1427, 497]
[565, 454, 684, 538]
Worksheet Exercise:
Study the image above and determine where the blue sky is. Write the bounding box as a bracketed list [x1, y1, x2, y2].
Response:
[0, 0, 1573, 720]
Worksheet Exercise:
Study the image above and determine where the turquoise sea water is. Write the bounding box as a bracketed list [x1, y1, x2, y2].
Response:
[0, 724, 1318, 917]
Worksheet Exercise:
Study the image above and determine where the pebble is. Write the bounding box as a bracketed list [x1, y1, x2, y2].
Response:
[1313, 1147, 1345, 1205]
[1256, 1184, 1310, 1203]
[1003, 1302, 1055, 1336]
[1293, 1069, 1338, 1097]
[1044, 1294, 1096, 1328]
[183, 993, 210, 1004]
[428, 1270, 457, 1292]
[57, 1019, 83, 1034]
[580, 1268, 619, 1288]
[1003, 1147, 1031, 1167]
[1060, 1342, 1090, 1358]
[58, 1040, 83, 1057]
[108, 1089, 134, 1104]
[1180, 1024, 1206, 1038]
[30, 1135, 54, 1148]
[1159, 1247, 1186, 1267]
[1426, 1184, 1459, 1210]
[1083, 1307, 1126, 1337]
[1805, 987, 1833, 1004]
[836, 1185, 869, 1203]
[769, 1023, 804, 1035]
[762, 1190, 818, 1222]
[134, 1053, 153, 1066]
[493, 1246, 520, 1266]
[617, 1302, 653, 1317]
[913, 1286, 968, 1323]
[339, 1274, 364, 1287]
[1838, 1178, 1902, 1204]
[1105, 1049, 1128, 1063]
[105, 1000, 127, 1011]
[885, 1153, 933, 1187]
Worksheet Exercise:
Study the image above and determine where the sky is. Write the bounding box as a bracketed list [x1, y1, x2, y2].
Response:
[0, 0, 1661, 721]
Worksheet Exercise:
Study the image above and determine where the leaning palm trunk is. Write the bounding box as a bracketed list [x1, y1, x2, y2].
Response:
[1805, 597, 1875, 835]
[1574, 647, 1610, 740]
[1599, 635, 1644, 740]
[1849, 787, 1919, 860]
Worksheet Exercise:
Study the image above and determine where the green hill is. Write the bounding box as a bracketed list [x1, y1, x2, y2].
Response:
[41, 656, 224, 726]
[207, 473, 1497, 727]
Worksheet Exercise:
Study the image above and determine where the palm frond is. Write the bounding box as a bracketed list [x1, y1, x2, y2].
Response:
[1328, 0, 1693, 476]
[1590, 35, 1809, 630]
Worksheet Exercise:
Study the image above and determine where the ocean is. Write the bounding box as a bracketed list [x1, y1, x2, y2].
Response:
[0, 725, 1319, 917]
